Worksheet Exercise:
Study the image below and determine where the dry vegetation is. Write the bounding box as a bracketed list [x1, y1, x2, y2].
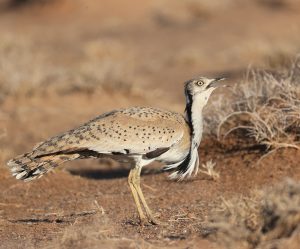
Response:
[0, 35, 140, 102]
[0, 0, 53, 10]
[198, 160, 220, 181]
[204, 58, 300, 162]
[204, 62, 300, 245]
[153, 0, 300, 27]
[208, 179, 300, 249]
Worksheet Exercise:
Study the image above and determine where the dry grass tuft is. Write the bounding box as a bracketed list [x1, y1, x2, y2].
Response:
[209, 179, 300, 249]
[205, 58, 300, 161]
[199, 160, 220, 180]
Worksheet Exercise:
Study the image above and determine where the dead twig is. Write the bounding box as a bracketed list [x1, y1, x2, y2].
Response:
[9, 210, 98, 224]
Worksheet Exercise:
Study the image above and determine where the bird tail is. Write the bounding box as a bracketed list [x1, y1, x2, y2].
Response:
[7, 153, 79, 182]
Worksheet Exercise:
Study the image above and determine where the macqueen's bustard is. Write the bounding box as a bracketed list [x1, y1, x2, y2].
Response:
[7, 77, 224, 225]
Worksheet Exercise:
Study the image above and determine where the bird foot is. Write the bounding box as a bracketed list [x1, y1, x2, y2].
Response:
[139, 215, 167, 226]
[148, 217, 167, 226]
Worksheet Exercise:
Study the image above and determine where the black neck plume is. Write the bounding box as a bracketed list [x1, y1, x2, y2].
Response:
[175, 89, 198, 177]
[184, 89, 193, 131]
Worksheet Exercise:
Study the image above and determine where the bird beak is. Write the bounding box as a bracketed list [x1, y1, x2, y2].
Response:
[208, 77, 226, 88]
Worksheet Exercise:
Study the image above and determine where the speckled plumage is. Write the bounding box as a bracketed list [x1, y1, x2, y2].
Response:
[8, 107, 190, 181]
[7, 76, 224, 225]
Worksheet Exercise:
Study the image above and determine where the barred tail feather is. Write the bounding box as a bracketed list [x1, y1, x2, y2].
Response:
[7, 153, 79, 182]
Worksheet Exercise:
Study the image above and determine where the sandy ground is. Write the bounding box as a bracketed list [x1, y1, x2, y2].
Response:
[1, 1, 300, 248]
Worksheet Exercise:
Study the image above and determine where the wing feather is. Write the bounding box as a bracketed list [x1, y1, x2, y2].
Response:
[28, 107, 186, 159]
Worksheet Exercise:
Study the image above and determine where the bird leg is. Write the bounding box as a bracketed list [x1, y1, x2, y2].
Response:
[132, 166, 161, 225]
[128, 168, 147, 224]
[128, 166, 160, 225]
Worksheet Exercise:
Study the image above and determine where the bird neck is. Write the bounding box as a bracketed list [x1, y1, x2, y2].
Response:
[184, 90, 212, 148]
[175, 87, 215, 179]
[177, 93, 205, 179]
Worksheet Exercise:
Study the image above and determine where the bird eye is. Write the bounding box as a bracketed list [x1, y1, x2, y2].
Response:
[196, 80, 204, 86]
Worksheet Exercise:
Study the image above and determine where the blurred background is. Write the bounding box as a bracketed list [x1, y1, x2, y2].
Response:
[1, 1, 300, 248]
[1, 0, 300, 151]
[1, 0, 300, 101]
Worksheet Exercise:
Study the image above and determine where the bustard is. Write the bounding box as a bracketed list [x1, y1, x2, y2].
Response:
[7, 76, 224, 225]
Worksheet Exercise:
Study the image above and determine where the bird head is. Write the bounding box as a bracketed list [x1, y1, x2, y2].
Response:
[184, 77, 225, 96]
[184, 77, 226, 107]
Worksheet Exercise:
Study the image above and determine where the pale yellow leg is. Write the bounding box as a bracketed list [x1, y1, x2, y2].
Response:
[128, 168, 147, 224]
[131, 167, 161, 225]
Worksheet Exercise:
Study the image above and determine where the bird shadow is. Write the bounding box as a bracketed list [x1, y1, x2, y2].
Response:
[68, 168, 129, 180]
[68, 167, 162, 180]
